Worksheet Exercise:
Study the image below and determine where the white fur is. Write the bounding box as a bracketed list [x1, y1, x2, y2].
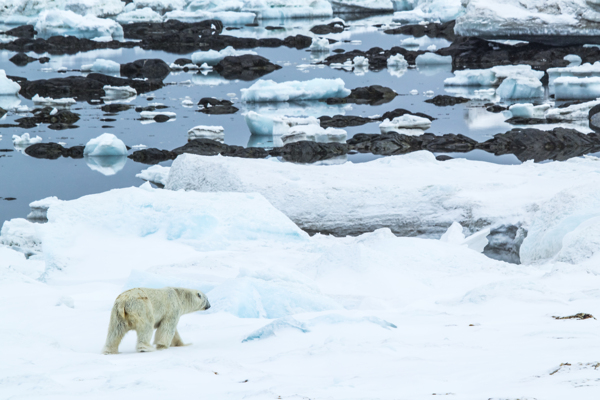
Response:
[102, 287, 210, 354]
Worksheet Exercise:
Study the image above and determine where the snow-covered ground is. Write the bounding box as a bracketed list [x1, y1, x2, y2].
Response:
[2, 176, 600, 399]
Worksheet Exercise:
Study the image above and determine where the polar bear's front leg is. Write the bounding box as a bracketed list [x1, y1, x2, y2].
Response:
[154, 317, 178, 350]
[171, 330, 190, 347]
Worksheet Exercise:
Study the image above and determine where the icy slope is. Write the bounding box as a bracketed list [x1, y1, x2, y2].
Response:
[166, 152, 600, 238]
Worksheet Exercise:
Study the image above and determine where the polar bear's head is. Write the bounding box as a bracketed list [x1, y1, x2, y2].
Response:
[174, 288, 211, 313]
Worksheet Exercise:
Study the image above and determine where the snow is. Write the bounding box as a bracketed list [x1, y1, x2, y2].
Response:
[379, 115, 432, 132]
[241, 78, 351, 102]
[32, 94, 76, 108]
[12, 132, 42, 149]
[34, 9, 124, 40]
[81, 58, 121, 74]
[0, 218, 43, 256]
[191, 46, 257, 66]
[545, 98, 600, 120]
[387, 53, 408, 69]
[116, 6, 163, 23]
[310, 37, 330, 52]
[554, 77, 600, 100]
[102, 85, 137, 99]
[393, 0, 464, 23]
[440, 221, 490, 253]
[0, 69, 21, 96]
[188, 125, 225, 142]
[83, 133, 127, 157]
[281, 125, 347, 145]
[136, 165, 171, 186]
[139, 111, 176, 119]
[509, 103, 551, 119]
[27, 196, 63, 221]
[548, 62, 600, 85]
[415, 52, 452, 65]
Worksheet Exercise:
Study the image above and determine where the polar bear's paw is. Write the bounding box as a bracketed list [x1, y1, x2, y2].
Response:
[136, 344, 155, 353]
[102, 347, 119, 355]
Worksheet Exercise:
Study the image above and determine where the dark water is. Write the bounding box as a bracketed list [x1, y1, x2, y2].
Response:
[0, 17, 585, 225]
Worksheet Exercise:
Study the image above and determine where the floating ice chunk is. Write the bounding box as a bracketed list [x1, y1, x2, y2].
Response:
[181, 99, 194, 106]
[554, 77, 600, 100]
[427, 44, 437, 51]
[163, 10, 256, 25]
[409, 89, 419, 95]
[27, 196, 63, 221]
[242, 317, 309, 342]
[416, 53, 452, 65]
[123, 269, 213, 293]
[34, 10, 124, 40]
[103, 85, 137, 99]
[444, 69, 497, 86]
[0, 218, 42, 255]
[497, 78, 543, 99]
[241, 78, 351, 102]
[139, 111, 176, 119]
[0, 69, 20, 95]
[245, 111, 321, 137]
[188, 125, 225, 142]
[400, 37, 420, 48]
[387, 53, 408, 69]
[170, 62, 200, 71]
[136, 165, 171, 186]
[191, 46, 257, 66]
[32, 94, 76, 109]
[393, 0, 463, 23]
[116, 7, 163, 23]
[282, 125, 347, 145]
[310, 37, 330, 52]
[379, 115, 432, 132]
[545, 98, 600, 120]
[12, 133, 42, 149]
[491, 65, 544, 81]
[508, 103, 551, 119]
[84, 133, 127, 157]
[81, 58, 121, 74]
[564, 54, 582, 67]
[353, 55, 369, 68]
[86, 155, 127, 176]
[440, 221, 490, 253]
[548, 61, 600, 85]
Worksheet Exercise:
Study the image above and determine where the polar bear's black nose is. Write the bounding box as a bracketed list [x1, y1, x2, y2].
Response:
[205, 302, 211, 310]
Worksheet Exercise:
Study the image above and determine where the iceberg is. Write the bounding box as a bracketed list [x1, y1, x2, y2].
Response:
[116, 7, 163, 23]
[415, 53, 452, 65]
[241, 78, 351, 102]
[309, 37, 330, 52]
[81, 59, 121, 74]
[0, 70, 21, 96]
[508, 103, 551, 119]
[554, 77, 600, 100]
[281, 125, 347, 145]
[379, 115, 432, 132]
[136, 165, 171, 186]
[34, 9, 124, 40]
[387, 53, 408, 69]
[102, 85, 137, 99]
[83, 133, 127, 157]
[548, 62, 600, 85]
[545, 99, 600, 120]
[191, 47, 257, 66]
[393, 0, 464, 23]
[32, 94, 76, 108]
[187, 125, 225, 142]
[27, 196, 63, 222]
[564, 54, 582, 67]
[12, 133, 42, 149]
[244, 111, 320, 137]
[139, 111, 176, 119]
[85, 155, 127, 176]
[444, 69, 498, 87]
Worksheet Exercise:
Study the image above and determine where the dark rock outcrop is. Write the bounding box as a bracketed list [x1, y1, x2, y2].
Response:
[425, 95, 469, 107]
[348, 132, 477, 155]
[483, 224, 526, 264]
[101, 104, 133, 113]
[384, 20, 456, 41]
[327, 85, 397, 106]
[319, 108, 433, 128]
[24, 143, 84, 159]
[278, 141, 348, 164]
[213, 54, 281, 80]
[310, 21, 345, 35]
[3, 25, 36, 39]
[322, 46, 423, 69]
[589, 104, 600, 132]
[0, 36, 137, 55]
[197, 98, 239, 114]
[14, 107, 80, 129]
[9, 53, 38, 66]
[120, 59, 171, 80]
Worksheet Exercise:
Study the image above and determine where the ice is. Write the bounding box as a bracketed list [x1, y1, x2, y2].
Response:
[379, 115, 432, 132]
[554, 77, 600, 100]
[564, 54, 582, 67]
[116, 6, 163, 23]
[136, 165, 171, 186]
[250, 0, 333, 19]
[191, 46, 257, 66]
[241, 78, 351, 102]
[242, 317, 309, 342]
[34, 10, 124, 40]
[545, 99, 600, 120]
[81, 58, 120, 74]
[85, 155, 127, 176]
[27, 197, 63, 221]
[188, 125, 225, 142]
[497, 78, 544, 99]
[393, 0, 464, 23]
[444, 69, 498, 86]
[102, 85, 137, 99]
[83, 133, 127, 157]
[547, 62, 600, 85]
[12, 133, 42, 151]
[444, 65, 543, 89]
[139, 111, 176, 119]
[123, 269, 214, 293]
[440, 221, 490, 253]
[0, 69, 21, 96]
[456, 0, 600, 37]
[163, 10, 256, 25]
[32, 94, 76, 108]
[130, 0, 186, 13]
[309, 37, 330, 52]
[509, 103, 551, 119]
[282, 125, 347, 145]
[415, 53, 452, 65]
[244, 111, 321, 137]
[400, 37, 420, 48]
[0, 218, 42, 256]
[387, 53, 408, 69]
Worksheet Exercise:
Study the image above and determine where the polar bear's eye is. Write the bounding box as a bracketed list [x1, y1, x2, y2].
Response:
[197, 293, 202, 298]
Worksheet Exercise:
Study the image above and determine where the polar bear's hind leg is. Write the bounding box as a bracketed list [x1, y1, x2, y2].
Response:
[154, 316, 178, 350]
[102, 304, 129, 354]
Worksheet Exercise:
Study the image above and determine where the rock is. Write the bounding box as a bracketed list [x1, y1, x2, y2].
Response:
[0, 107, 6, 118]
[120, 59, 171, 80]
[14, 107, 80, 128]
[222, 146, 269, 158]
[384, 20, 456, 41]
[9, 53, 38, 67]
[123, 19, 223, 40]
[348, 132, 477, 155]
[319, 108, 433, 128]
[310, 22, 345, 35]
[48, 123, 79, 130]
[4, 25, 36, 39]
[435, 155, 454, 161]
[101, 104, 132, 113]
[278, 141, 348, 164]
[486, 104, 507, 113]
[128, 148, 175, 164]
[154, 114, 171, 122]
[135, 105, 169, 112]
[0, 36, 136, 55]
[173, 58, 193, 67]
[380, 109, 434, 121]
[327, 85, 397, 106]
[477, 127, 600, 162]
[265, 26, 285, 31]
[172, 138, 225, 156]
[24, 143, 84, 159]
[425, 95, 469, 106]
[39, 57, 50, 64]
[504, 117, 549, 125]
[322, 46, 423, 69]
[214, 54, 281, 80]
[589, 104, 600, 132]
[197, 98, 239, 115]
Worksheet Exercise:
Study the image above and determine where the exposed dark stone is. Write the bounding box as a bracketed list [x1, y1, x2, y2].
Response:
[333, 48, 345, 53]
[128, 148, 175, 164]
[123, 19, 223, 40]
[154, 114, 171, 122]
[48, 123, 79, 130]
[19, 73, 163, 101]
[384, 20, 456, 41]
[173, 58, 193, 66]
[9, 53, 38, 66]
[279, 141, 348, 164]
[322, 46, 423, 69]
[0, 36, 137, 55]
[265, 26, 285, 31]
[483, 224, 526, 264]
[197, 98, 239, 114]
[6, 75, 27, 85]
[436, 155, 454, 161]
[438, 36, 600, 71]
[425, 95, 469, 106]
[222, 146, 269, 158]
[477, 127, 600, 162]
[101, 104, 132, 113]
[120, 59, 171, 80]
[589, 104, 600, 132]
[504, 117, 549, 125]
[327, 85, 397, 106]
[380, 109, 434, 121]
[0, 107, 6, 119]
[348, 132, 477, 155]
[14, 107, 80, 128]
[486, 104, 508, 113]
[24, 142, 84, 159]
[310, 22, 345, 35]
[214, 54, 281, 80]
[172, 138, 225, 156]
[2, 197, 17, 201]
[135, 105, 169, 112]
[39, 57, 50, 64]
[4, 25, 36, 39]
[319, 108, 433, 128]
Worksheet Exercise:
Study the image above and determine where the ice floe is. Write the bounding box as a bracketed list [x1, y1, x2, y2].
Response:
[81, 58, 121, 74]
[0, 70, 21, 96]
[241, 78, 351, 102]
[102, 85, 137, 100]
[415, 53, 452, 65]
[379, 115, 432, 132]
[83, 133, 127, 157]
[32, 94, 76, 108]
[191, 46, 257, 66]
[554, 77, 600, 100]
[12, 133, 42, 150]
[136, 165, 171, 186]
[188, 125, 225, 142]
[34, 9, 124, 40]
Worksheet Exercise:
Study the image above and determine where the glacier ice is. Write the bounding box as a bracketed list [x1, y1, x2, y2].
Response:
[32, 94, 76, 108]
[547, 62, 600, 85]
[27, 197, 63, 221]
[440, 221, 490, 253]
[81, 59, 121, 74]
[416, 53, 452, 65]
[310, 37, 330, 52]
[241, 78, 351, 102]
[34, 9, 124, 40]
[509, 103, 551, 119]
[242, 317, 309, 342]
[0, 218, 43, 256]
[188, 125, 225, 142]
[12, 133, 42, 149]
[554, 77, 600, 100]
[282, 125, 347, 145]
[379, 115, 432, 132]
[136, 165, 171, 186]
[83, 133, 127, 157]
[244, 111, 322, 138]
[191, 46, 257, 66]
[496, 78, 544, 99]
[102, 85, 137, 100]
[545, 99, 600, 120]
[444, 69, 498, 86]
[0, 70, 21, 96]
[393, 0, 464, 23]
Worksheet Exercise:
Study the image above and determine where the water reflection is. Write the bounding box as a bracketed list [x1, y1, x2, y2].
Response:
[247, 134, 283, 149]
[85, 155, 127, 176]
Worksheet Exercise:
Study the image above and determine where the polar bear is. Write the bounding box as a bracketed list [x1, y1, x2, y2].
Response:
[102, 287, 211, 354]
